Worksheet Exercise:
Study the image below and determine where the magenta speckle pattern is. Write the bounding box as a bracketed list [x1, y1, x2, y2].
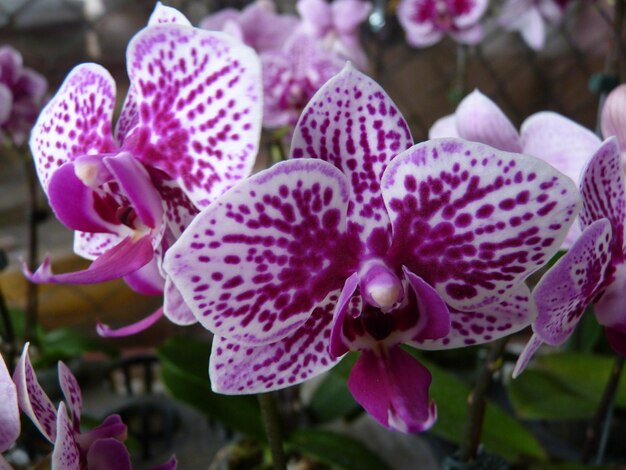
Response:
[30, 64, 117, 192]
[114, 85, 139, 145]
[51, 403, 80, 469]
[58, 362, 83, 430]
[382, 138, 580, 311]
[125, 24, 262, 207]
[74, 231, 122, 260]
[164, 159, 356, 345]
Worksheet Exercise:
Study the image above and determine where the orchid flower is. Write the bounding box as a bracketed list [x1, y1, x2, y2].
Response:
[200, 0, 299, 53]
[164, 65, 579, 432]
[10, 344, 176, 469]
[498, 0, 571, 51]
[396, 0, 488, 48]
[0, 46, 47, 146]
[24, 4, 262, 334]
[430, 89, 601, 247]
[0, 354, 19, 470]
[296, 0, 372, 70]
[514, 85, 626, 375]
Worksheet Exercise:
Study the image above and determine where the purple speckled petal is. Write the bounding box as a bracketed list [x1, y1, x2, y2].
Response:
[24, 235, 154, 285]
[85, 438, 132, 470]
[30, 63, 117, 193]
[416, 283, 537, 349]
[124, 257, 164, 295]
[455, 90, 522, 153]
[329, 273, 360, 358]
[521, 111, 601, 184]
[148, 2, 192, 26]
[382, 138, 579, 311]
[125, 24, 262, 208]
[348, 347, 436, 433]
[210, 293, 342, 393]
[291, 64, 412, 248]
[428, 114, 459, 139]
[153, 176, 199, 239]
[533, 219, 611, 344]
[512, 333, 543, 378]
[403, 267, 451, 341]
[97, 307, 164, 338]
[602, 84, 626, 150]
[0, 355, 19, 453]
[74, 231, 124, 260]
[455, 0, 489, 28]
[52, 403, 80, 470]
[164, 159, 356, 345]
[579, 137, 626, 258]
[164, 277, 197, 325]
[115, 86, 138, 145]
[58, 362, 82, 431]
[13, 343, 57, 443]
[594, 262, 626, 331]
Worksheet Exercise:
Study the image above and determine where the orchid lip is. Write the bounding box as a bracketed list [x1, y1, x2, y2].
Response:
[359, 262, 404, 310]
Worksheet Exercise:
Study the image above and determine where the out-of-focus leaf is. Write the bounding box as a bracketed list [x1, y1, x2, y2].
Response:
[287, 429, 389, 470]
[35, 327, 118, 367]
[508, 352, 626, 420]
[309, 355, 360, 423]
[156, 336, 264, 440]
[405, 348, 545, 460]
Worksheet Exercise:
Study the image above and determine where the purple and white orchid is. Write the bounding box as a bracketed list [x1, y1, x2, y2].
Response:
[0, 46, 47, 146]
[164, 65, 579, 432]
[396, 0, 488, 48]
[0, 354, 19, 470]
[25, 5, 262, 334]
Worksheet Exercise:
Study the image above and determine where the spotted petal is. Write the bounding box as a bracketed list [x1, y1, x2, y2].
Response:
[164, 159, 356, 345]
[382, 138, 579, 311]
[210, 293, 341, 393]
[13, 343, 57, 442]
[601, 84, 626, 150]
[0, 355, 19, 453]
[74, 231, 124, 260]
[125, 24, 262, 208]
[148, 2, 192, 26]
[30, 63, 117, 192]
[58, 361, 83, 430]
[164, 277, 197, 325]
[52, 402, 80, 470]
[291, 64, 413, 248]
[428, 114, 459, 139]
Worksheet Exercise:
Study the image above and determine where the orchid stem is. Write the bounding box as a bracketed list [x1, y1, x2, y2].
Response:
[458, 337, 508, 463]
[23, 152, 40, 344]
[449, 44, 468, 104]
[581, 354, 625, 464]
[258, 392, 287, 470]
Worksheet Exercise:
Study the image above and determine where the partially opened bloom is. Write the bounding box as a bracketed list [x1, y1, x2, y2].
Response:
[0, 354, 19, 470]
[430, 89, 601, 247]
[165, 65, 579, 432]
[0, 46, 47, 146]
[25, 5, 262, 333]
[397, 0, 488, 48]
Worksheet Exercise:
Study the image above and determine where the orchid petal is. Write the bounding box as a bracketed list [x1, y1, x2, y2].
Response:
[594, 262, 626, 331]
[96, 308, 164, 338]
[210, 294, 341, 393]
[85, 438, 132, 470]
[25, 235, 154, 285]
[396, 1, 441, 47]
[125, 24, 262, 208]
[521, 111, 601, 183]
[123, 257, 164, 295]
[30, 63, 117, 192]
[416, 283, 536, 349]
[348, 347, 436, 433]
[0, 83, 12, 125]
[164, 278, 197, 325]
[0, 355, 19, 453]
[51, 402, 80, 470]
[330, 272, 360, 358]
[331, 0, 372, 34]
[75, 414, 127, 451]
[428, 114, 459, 139]
[403, 267, 451, 341]
[13, 343, 57, 442]
[237, 1, 299, 52]
[114, 86, 138, 145]
[148, 2, 192, 26]
[517, 9, 546, 51]
[512, 333, 543, 378]
[455, 90, 522, 153]
[0, 456, 12, 470]
[601, 84, 626, 151]
[455, 0, 488, 28]
[74, 231, 124, 260]
[533, 219, 611, 344]
[450, 24, 484, 45]
[0, 46, 22, 85]
[382, 138, 579, 311]
[58, 362, 83, 430]
[297, 0, 333, 34]
[164, 159, 356, 345]
[604, 327, 626, 356]
[153, 176, 198, 238]
[292, 64, 413, 247]
[579, 138, 626, 258]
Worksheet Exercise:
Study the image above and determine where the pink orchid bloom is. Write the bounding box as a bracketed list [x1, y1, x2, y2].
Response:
[396, 0, 488, 48]
[430, 89, 602, 248]
[164, 65, 579, 432]
[0, 354, 19, 470]
[0, 46, 47, 146]
[296, 0, 372, 70]
[24, 4, 262, 335]
[514, 85, 626, 375]
[10, 344, 176, 469]
[498, 0, 571, 51]
[200, 0, 299, 53]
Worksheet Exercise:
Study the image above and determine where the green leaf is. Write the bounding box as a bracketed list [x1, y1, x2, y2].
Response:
[287, 429, 389, 470]
[35, 327, 118, 367]
[508, 352, 626, 420]
[309, 355, 360, 423]
[156, 336, 265, 440]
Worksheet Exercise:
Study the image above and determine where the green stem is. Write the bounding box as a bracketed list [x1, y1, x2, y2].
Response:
[258, 392, 287, 470]
[458, 338, 508, 463]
